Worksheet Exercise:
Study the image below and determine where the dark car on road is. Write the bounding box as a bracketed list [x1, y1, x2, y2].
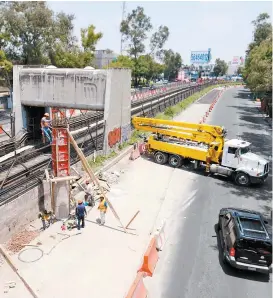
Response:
[218, 207, 272, 274]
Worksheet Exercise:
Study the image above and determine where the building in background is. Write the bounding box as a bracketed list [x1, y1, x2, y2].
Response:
[227, 56, 245, 76]
[93, 49, 118, 69]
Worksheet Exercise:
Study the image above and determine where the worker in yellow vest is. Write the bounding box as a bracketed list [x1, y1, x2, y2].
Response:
[98, 196, 108, 225]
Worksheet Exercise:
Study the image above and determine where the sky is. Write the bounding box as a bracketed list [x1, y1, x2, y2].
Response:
[48, 1, 272, 64]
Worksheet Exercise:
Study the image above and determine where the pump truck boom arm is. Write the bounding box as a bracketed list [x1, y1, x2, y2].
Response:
[132, 116, 226, 146]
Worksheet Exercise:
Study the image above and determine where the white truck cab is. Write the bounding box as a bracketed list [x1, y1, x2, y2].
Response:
[221, 139, 269, 186]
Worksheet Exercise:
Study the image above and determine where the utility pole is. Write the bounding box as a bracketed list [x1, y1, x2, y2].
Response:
[120, 1, 126, 55]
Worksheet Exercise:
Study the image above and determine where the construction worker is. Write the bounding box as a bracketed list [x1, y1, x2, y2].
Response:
[84, 180, 95, 207]
[41, 112, 52, 143]
[38, 210, 54, 230]
[76, 200, 87, 230]
[98, 196, 108, 225]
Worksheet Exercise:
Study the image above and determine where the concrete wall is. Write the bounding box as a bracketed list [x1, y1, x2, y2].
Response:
[19, 68, 107, 110]
[103, 68, 132, 155]
[0, 181, 51, 243]
[13, 66, 131, 137]
[13, 66, 108, 135]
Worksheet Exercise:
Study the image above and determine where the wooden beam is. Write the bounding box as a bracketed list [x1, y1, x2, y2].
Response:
[50, 176, 79, 183]
[0, 245, 39, 298]
[67, 129, 127, 233]
[125, 210, 140, 229]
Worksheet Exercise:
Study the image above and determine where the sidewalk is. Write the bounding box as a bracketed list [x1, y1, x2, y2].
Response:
[0, 88, 221, 298]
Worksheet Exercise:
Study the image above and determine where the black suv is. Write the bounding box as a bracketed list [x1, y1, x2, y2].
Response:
[218, 207, 272, 274]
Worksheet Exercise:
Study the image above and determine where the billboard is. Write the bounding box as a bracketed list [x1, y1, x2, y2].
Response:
[190, 48, 211, 64]
[232, 56, 240, 65]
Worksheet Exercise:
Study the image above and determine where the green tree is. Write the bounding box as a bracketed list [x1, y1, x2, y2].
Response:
[51, 12, 77, 51]
[163, 50, 182, 80]
[81, 25, 103, 52]
[150, 25, 169, 59]
[244, 36, 272, 93]
[244, 13, 272, 95]
[1, 2, 54, 64]
[247, 13, 272, 55]
[237, 66, 244, 76]
[213, 59, 228, 77]
[105, 55, 134, 69]
[138, 55, 165, 81]
[48, 12, 78, 66]
[120, 6, 152, 86]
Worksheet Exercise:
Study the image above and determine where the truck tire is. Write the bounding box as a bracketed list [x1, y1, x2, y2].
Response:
[235, 172, 250, 186]
[168, 154, 182, 168]
[154, 151, 168, 165]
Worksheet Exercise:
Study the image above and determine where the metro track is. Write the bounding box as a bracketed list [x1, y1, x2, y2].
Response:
[0, 82, 210, 205]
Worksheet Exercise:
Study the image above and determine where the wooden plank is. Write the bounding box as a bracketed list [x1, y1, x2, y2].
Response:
[125, 210, 140, 229]
[67, 129, 127, 233]
[50, 176, 79, 183]
[0, 245, 39, 298]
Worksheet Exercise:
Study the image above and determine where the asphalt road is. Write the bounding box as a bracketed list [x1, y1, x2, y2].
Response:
[146, 87, 272, 298]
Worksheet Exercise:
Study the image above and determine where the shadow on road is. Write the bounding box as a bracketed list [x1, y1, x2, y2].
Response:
[141, 154, 271, 213]
[212, 224, 270, 283]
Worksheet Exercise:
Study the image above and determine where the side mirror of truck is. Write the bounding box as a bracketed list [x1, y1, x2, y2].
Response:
[235, 149, 240, 158]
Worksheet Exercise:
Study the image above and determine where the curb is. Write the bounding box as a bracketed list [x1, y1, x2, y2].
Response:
[255, 104, 272, 128]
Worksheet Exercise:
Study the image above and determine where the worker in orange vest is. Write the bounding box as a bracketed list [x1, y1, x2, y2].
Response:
[98, 196, 108, 225]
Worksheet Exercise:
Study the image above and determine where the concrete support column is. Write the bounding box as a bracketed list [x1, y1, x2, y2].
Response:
[13, 65, 24, 136]
[103, 69, 132, 155]
[52, 181, 70, 219]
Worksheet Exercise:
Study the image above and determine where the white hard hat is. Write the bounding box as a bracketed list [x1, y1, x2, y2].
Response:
[44, 113, 49, 117]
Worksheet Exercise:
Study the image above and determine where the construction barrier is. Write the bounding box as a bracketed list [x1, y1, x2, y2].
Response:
[125, 272, 147, 298]
[154, 219, 166, 251]
[130, 143, 141, 160]
[199, 90, 224, 124]
[138, 237, 159, 277]
[138, 143, 147, 155]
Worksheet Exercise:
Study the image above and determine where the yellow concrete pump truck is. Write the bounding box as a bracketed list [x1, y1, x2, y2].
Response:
[132, 117, 269, 186]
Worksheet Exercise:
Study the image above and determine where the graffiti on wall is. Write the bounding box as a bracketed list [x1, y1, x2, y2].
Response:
[121, 124, 131, 143]
[108, 127, 121, 148]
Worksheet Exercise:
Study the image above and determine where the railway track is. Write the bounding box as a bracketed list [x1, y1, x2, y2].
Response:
[0, 83, 191, 156]
[0, 82, 212, 204]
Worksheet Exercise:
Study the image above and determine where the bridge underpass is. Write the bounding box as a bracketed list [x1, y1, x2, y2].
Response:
[13, 66, 132, 218]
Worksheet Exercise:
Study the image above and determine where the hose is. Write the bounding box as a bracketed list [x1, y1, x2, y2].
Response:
[17, 233, 71, 263]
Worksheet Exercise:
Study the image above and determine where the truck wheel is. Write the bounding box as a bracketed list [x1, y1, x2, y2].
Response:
[168, 155, 182, 168]
[154, 152, 168, 165]
[235, 172, 250, 186]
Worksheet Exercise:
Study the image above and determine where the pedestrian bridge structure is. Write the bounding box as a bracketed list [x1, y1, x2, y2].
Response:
[13, 66, 132, 155]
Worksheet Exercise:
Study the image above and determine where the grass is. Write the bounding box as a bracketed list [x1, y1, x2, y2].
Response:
[87, 150, 117, 169]
[87, 82, 243, 169]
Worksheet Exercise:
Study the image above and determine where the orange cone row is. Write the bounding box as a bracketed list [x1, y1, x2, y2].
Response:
[199, 90, 224, 124]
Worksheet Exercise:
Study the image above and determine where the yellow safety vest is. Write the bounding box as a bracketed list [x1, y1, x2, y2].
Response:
[98, 200, 107, 213]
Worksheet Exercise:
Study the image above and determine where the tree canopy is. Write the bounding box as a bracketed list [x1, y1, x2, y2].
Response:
[243, 13, 272, 93]
[120, 6, 173, 86]
[163, 50, 182, 80]
[213, 59, 228, 77]
[0, 2, 102, 68]
[0, 3, 184, 88]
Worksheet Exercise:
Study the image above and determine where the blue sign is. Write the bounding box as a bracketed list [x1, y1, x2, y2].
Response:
[190, 49, 211, 64]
